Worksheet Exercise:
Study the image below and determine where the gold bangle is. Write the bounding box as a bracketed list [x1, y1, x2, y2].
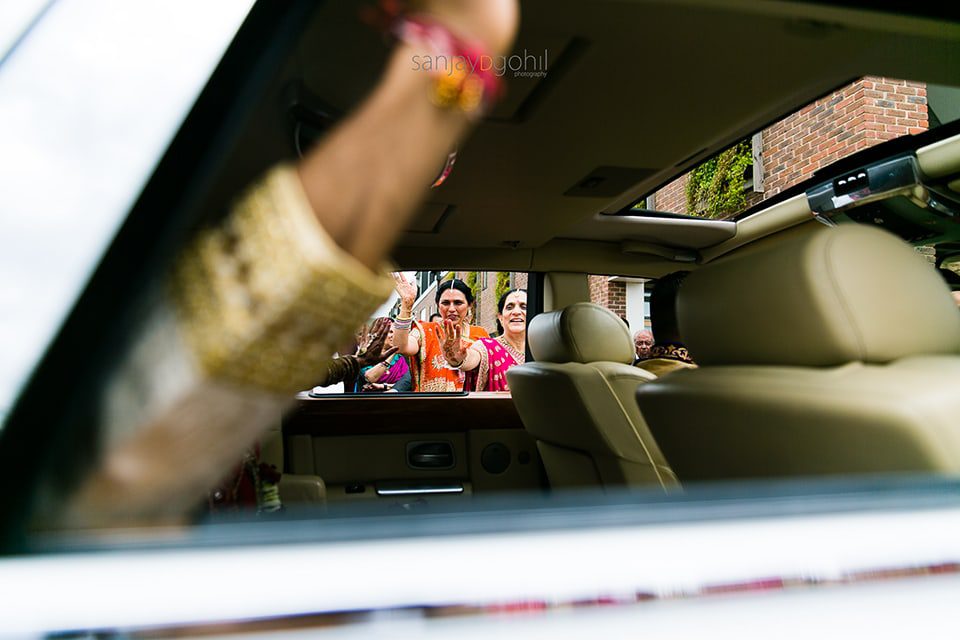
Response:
[172, 165, 394, 394]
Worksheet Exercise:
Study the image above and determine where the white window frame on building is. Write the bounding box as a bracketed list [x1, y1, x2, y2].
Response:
[606, 276, 651, 330]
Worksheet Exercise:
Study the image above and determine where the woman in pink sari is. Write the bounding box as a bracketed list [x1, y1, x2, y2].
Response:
[441, 289, 526, 392]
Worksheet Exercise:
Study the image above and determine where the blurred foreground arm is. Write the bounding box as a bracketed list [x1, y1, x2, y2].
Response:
[301, 0, 519, 270]
[62, 0, 519, 527]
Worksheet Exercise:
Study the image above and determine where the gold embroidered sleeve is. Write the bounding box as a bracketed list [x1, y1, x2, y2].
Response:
[171, 164, 393, 394]
[315, 355, 361, 388]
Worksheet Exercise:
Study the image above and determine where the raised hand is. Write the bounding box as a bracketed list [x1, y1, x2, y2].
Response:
[391, 272, 418, 310]
[358, 317, 400, 368]
[438, 318, 467, 367]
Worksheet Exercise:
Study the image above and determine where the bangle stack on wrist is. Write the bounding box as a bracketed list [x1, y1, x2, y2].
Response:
[394, 315, 413, 331]
[393, 16, 503, 119]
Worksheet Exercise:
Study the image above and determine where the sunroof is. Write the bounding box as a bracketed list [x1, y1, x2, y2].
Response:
[624, 77, 960, 221]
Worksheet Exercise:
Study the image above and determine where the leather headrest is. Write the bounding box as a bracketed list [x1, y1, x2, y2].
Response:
[528, 302, 635, 364]
[679, 224, 960, 366]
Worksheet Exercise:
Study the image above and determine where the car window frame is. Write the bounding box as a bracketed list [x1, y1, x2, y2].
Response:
[0, 0, 317, 551]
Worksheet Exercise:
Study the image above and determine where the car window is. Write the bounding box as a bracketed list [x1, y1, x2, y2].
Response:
[310, 270, 529, 395]
[633, 76, 960, 220]
[4, 0, 960, 632]
[587, 274, 650, 333]
[0, 0, 49, 61]
[0, 0, 254, 426]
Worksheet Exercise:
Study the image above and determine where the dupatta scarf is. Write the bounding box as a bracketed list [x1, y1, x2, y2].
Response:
[377, 353, 410, 385]
[465, 336, 525, 392]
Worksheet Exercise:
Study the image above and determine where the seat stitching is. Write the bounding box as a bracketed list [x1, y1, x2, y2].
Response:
[566, 309, 584, 362]
[590, 367, 667, 490]
[823, 231, 867, 359]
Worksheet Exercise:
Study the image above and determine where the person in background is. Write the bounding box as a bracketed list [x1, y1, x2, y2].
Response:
[635, 272, 697, 377]
[315, 317, 400, 391]
[392, 275, 488, 392]
[361, 318, 412, 392]
[429, 312, 442, 322]
[62, 0, 520, 527]
[453, 288, 526, 392]
[633, 329, 654, 362]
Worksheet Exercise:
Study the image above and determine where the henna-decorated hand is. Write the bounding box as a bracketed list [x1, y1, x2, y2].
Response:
[391, 272, 418, 310]
[437, 319, 467, 366]
[357, 317, 400, 368]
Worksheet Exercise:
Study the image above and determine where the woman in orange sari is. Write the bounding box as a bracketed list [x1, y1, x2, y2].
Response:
[392, 275, 488, 392]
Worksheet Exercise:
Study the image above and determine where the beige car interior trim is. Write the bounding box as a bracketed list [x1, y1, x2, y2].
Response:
[681, 225, 960, 366]
[530, 239, 691, 276]
[702, 132, 960, 265]
[621, 241, 698, 262]
[594, 369, 668, 490]
[562, 214, 736, 248]
[699, 194, 813, 263]
[527, 302, 635, 365]
[544, 272, 591, 311]
[392, 239, 689, 278]
[378, 134, 960, 280]
[391, 247, 535, 272]
[636, 359, 960, 481]
[916, 132, 960, 178]
[261, 426, 326, 504]
[509, 303, 677, 491]
[210, 0, 960, 279]
[637, 224, 960, 483]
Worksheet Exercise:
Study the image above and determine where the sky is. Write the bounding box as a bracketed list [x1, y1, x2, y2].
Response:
[0, 0, 254, 424]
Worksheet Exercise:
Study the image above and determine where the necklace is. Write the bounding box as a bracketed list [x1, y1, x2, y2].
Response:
[497, 335, 525, 364]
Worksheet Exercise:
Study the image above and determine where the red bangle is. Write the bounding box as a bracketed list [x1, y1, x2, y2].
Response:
[394, 15, 503, 116]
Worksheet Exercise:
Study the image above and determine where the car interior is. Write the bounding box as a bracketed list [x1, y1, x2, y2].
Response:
[508, 302, 678, 491]
[263, 0, 960, 510]
[3, 0, 960, 544]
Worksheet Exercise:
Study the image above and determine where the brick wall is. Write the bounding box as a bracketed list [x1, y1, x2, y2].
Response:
[649, 76, 929, 214]
[410, 291, 437, 322]
[589, 276, 626, 319]
[761, 77, 928, 199]
[652, 174, 688, 213]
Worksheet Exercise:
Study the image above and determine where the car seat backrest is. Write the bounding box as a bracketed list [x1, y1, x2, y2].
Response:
[636, 224, 960, 482]
[508, 303, 678, 491]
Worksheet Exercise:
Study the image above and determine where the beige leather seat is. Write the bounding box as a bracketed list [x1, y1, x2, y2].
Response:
[635, 224, 960, 482]
[507, 302, 679, 490]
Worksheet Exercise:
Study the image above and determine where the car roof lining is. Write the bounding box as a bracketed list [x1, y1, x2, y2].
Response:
[171, 0, 960, 278]
[391, 130, 960, 274]
[277, 0, 960, 268]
